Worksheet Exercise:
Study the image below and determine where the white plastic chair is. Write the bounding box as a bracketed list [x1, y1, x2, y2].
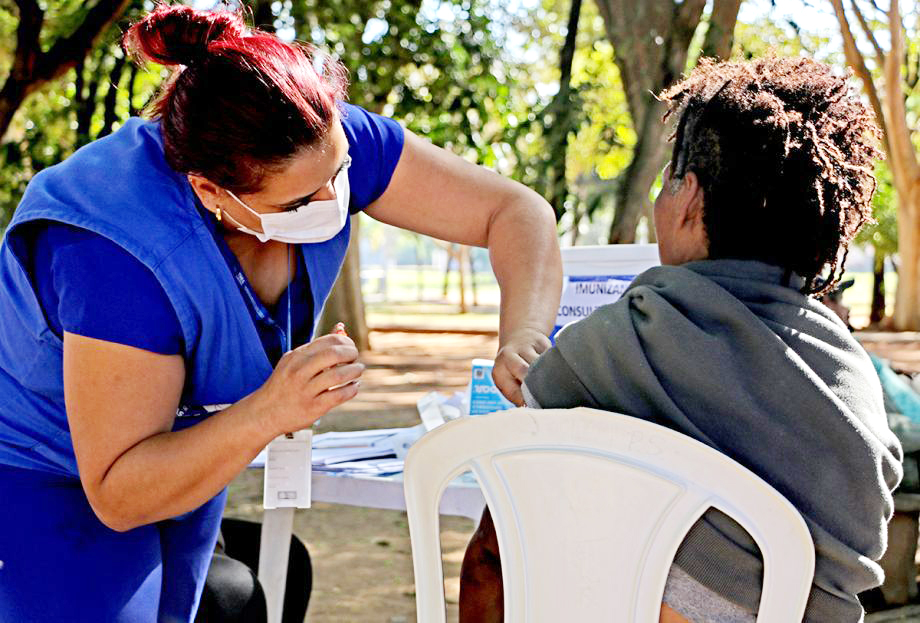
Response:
[403, 407, 815, 622]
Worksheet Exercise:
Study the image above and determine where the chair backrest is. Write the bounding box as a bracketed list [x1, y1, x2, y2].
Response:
[403, 407, 814, 623]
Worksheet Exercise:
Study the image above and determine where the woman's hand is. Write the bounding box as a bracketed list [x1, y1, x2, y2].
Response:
[64, 331, 363, 532]
[492, 327, 552, 406]
[253, 333, 364, 435]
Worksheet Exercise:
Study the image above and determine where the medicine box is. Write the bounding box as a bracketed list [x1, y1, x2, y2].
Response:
[468, 358, 516, 416]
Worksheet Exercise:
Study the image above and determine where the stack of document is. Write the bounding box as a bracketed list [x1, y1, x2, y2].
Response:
[312, 457, 405, 476]
[312, 428, 404, 467]
[251, 426, 423, 476]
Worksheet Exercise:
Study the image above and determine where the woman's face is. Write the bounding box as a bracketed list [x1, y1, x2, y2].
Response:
[189, 118, 350, 235]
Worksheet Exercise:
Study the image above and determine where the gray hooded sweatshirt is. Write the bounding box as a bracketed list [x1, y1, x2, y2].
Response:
[524, 259, 903, 621]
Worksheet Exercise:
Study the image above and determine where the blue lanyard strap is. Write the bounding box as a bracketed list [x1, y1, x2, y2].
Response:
[216, 234, 290, 351]
[196, 194, 300, 355]
[286, 245, 292, 354]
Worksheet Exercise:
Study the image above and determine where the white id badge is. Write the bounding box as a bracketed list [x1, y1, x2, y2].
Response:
[262, 430, 312, 509]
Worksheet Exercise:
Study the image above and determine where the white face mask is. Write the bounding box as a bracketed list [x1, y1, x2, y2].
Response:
[225, 155, 352, 244]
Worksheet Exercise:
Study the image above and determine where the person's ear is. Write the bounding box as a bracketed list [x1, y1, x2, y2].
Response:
[679, 171, 709, 259]
[677, 171, 705, 227]
[187, 174, 222, 216]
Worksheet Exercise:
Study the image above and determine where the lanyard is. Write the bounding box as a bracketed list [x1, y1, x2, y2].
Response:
[287, 244, 292, 354]
[265, 245, 312, 508]
[217, 236, 291, 356]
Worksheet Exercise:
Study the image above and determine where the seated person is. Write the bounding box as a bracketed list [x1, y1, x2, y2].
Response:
[460, 56, 903, 623]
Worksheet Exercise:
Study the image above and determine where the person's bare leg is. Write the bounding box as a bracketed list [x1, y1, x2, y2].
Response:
[459, 507, 503, 623]
[659, 605, 692, 623]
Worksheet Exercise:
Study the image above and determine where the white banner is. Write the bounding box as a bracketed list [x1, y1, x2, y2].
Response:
[552, 244, 660, 340]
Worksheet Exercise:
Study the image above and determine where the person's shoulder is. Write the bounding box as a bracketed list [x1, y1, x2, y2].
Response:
[19, 118, 167, 203]
[338, 101, 367, 124]
[339, 102, 376, 135]
[12, 116, 196, 251]
[64, 118, 162, 165]
[31, 223, 147, 285]
[27, 223, 104, 266]
[337, 102, 405, 210]
[338, 102, 402, 144]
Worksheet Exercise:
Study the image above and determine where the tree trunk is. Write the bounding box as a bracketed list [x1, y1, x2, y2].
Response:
[0, 0, 132, 140]
[569, 205, 583, 245]
[608, 100, 670, 243]
[251, 0, 276, 33]
[0, 80, 29, 139]
[468, 247, 478, 307]
[415, 235, 425, 302]
[443, 244, 455, 297]
[644, 200, 657, 243]
[458, 245, 468, 314]
[316, 216, 371, 351]
[543, 0, 583, 221]
[74, 57, 104, 148]
[701, 0, 743, 60]
[893, 195, 920, 330]
[870, 248, 887, 325]
[0, 0, 42, 138]
[880, 0, 920, 329]
[595, 0, 713, 243]
[127, 63, 139, 117]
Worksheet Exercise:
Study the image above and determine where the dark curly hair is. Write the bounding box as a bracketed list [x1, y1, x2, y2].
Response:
[659, 56, 882, 296]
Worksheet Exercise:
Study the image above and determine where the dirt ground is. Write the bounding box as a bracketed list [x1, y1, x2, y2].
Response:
[858, 332, 920, 374]
[223, 329, 920, 623]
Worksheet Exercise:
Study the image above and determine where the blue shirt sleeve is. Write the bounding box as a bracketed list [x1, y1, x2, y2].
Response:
[31, 223, 184, 355]
[339, 103, 405, 213]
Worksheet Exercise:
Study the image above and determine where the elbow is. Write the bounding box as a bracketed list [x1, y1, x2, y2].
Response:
[521, 191, 556, 228]
[520, 193, 561, 254]
[85, 486, 148, 533]
[496, 189, 557, 238]
[537, 196, 555, 222]
[92, 503, 143, 533]
[100, 515, 143, 534]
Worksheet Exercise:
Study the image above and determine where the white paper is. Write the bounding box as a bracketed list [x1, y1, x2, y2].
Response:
[312, 457, 405, 475]
[311, 428, 405, 448]
[250, 426, 425, 470]
[389, 424, 426, 459]
[263, 430, 312, 509]
[417, 391, 447, 431]
[312, 445, 394, 466]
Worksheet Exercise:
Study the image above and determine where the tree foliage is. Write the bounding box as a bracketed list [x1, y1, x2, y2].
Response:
[0, 0, 132, 139]
[2, 0, 911, 325]
[282, 0, 519, 166]
[0, 0, 159, 228]
[857, 162, 898, 259]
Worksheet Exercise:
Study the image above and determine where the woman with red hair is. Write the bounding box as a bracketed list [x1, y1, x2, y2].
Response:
[0, 5, 561, 621]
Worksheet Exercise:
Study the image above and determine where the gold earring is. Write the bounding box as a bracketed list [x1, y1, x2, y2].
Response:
[215, 208, 222, 222]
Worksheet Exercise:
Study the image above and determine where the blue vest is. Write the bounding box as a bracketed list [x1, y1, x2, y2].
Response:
[0, 119, 354, 622]
[0, 118, 350, 476]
